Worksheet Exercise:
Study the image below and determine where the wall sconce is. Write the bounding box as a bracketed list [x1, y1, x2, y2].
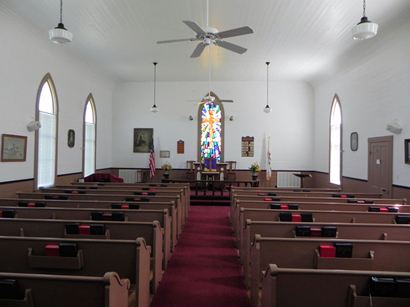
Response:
[188, 115, 194, 121]
[229, 116, 234, 121]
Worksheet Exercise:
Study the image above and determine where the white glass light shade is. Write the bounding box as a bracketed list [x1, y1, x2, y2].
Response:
[352, 18, 378, 40]
[49, 24, 73, 44]
[150, 105, 159, 113]
[264, 105, 272, 113]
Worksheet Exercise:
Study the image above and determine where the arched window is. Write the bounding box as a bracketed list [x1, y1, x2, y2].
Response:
[35, 74, 58, 188]
[83, 94, 96, 177]
[198, 92, 225, 162]
[329, 95, 342, 185]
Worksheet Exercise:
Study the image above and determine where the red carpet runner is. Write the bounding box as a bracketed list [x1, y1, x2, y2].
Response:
[150, 206, 249, 307]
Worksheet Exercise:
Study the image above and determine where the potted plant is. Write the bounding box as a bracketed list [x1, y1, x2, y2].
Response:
[162, 162, 172, 180]
[249, 162, 260, 181]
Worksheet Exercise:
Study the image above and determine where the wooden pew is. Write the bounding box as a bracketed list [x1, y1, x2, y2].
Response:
[232, 190, 384, 199]
[232, 187, 342, 192]
[0, 218, 162, 291]
[237, 208, 401, 244]
[0, 198, 179, 247]
[231, 199, 408, 231]
[0, 271, 130, 307]
[231, 195, 405, 222]
[249, 236, 410, 305]
[16, 192, 184, 236]
[241, 220, 410, 287]
[0, 217, 165, 274]
[0, 205, 172, 265]
[260, 265, 410, 307]
[70, 182, 191, 219]
[233, 194, 404, 204]
[0, 236, 151, 307]
[42, 187, 188, 223]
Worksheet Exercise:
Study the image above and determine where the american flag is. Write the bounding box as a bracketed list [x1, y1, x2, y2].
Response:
[149, 146, 156, 179]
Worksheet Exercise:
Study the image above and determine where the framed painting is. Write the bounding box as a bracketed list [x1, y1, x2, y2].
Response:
[133, 128, 153, 153]
[1, 134, 27, 162]
[405, 139, 410, 164]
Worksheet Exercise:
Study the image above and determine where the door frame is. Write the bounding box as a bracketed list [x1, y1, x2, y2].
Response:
[368, 135, 393, 197]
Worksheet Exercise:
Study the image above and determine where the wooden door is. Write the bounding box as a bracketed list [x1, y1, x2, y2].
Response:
[368, 136, 393, 197]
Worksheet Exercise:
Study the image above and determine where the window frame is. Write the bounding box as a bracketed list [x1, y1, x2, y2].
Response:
[82, 93, 97, 177]
[197, 91, 225, 162]
[34, 73, 59, 189]
[329, 94, 343, 186]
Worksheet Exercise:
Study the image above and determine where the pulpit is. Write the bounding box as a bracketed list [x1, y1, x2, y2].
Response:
[293, 173, 312, 188]
[225, 160, 237, 181]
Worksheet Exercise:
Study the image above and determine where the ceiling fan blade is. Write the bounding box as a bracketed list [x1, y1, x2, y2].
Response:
[191, 43, 207, 58]
[183, 20, 206, 35]
[157, 38, 198, 44]
[215, 40, 247, 54]
[217, 26, 254, 39]
[221, 99, 234, 103]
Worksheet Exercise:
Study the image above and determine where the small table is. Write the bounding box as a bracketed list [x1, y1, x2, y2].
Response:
[293, 173, 312, 188]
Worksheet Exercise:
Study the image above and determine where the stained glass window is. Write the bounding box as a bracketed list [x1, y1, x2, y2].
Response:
[200, 102, 222, 161]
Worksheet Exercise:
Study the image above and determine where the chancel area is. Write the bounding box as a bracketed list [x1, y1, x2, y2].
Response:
[0, 0, 410, 306]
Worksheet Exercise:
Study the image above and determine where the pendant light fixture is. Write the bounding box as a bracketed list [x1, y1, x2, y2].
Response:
[150, 62, 159, 113]
[49, 0, 73, 44]
[263, 62, 272, 114]
[352, 0, 378, 40]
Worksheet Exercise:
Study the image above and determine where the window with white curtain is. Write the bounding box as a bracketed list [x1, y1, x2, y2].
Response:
[329, 95, 342, 185]
[83, 96, 96, 177]
[36, 75, 58, 188]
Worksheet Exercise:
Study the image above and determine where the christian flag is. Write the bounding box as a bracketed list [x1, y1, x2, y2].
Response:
[149, 145, 156, 179]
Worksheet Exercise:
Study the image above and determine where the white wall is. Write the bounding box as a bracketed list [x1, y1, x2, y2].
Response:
[112, 81, 314, 170]
[313, 19, 410, 186]
[0, 10, 115, 182]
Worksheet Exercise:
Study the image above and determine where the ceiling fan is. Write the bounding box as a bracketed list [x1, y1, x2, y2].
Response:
[157, 0, 254, 58]
[189, 46, 234, 105]
[190, 94, 233, 105]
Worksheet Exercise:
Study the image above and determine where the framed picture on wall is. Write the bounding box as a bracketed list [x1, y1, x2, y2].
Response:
[133, 128, 153, 153]
[1, 134, 27, 162]
[350, 132, 358, 151]
[405, 139, 410, 164]
[67, 129, 75, 148]
[160, 150, 170, 158]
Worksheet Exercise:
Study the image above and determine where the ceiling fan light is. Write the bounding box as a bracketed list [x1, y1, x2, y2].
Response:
[49, 23, 73, 44]
[352, 17, 378, 40]
[264, 105, 272, 113]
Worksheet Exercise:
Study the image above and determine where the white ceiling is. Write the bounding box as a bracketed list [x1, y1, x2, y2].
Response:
[2, 0, 410, 82]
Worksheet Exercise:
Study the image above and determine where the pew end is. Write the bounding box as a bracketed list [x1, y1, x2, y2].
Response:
[260, 264, 410, 307]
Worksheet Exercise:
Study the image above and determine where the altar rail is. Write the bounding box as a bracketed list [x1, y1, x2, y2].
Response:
[165, 180, 258, 197]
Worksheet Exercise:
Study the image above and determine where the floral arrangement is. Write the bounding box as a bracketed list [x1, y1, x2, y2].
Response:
[249, 162, 260, 173]
[162, 162, 172, 172]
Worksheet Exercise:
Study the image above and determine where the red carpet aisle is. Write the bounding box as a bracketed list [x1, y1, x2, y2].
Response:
[150, 206, 249, 307]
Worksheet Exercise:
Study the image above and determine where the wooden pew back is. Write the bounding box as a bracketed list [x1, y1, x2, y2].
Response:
[0, 236, 150, 307]
[0, 272, 130, 307]
[260, 265, 410, 307]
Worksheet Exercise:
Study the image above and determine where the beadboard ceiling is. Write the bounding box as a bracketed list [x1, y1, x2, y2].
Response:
[2, 0, 409, 82]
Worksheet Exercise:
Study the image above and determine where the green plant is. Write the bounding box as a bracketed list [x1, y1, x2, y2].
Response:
[162, 162, 172, 171]
[249, 162, 260, 173]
